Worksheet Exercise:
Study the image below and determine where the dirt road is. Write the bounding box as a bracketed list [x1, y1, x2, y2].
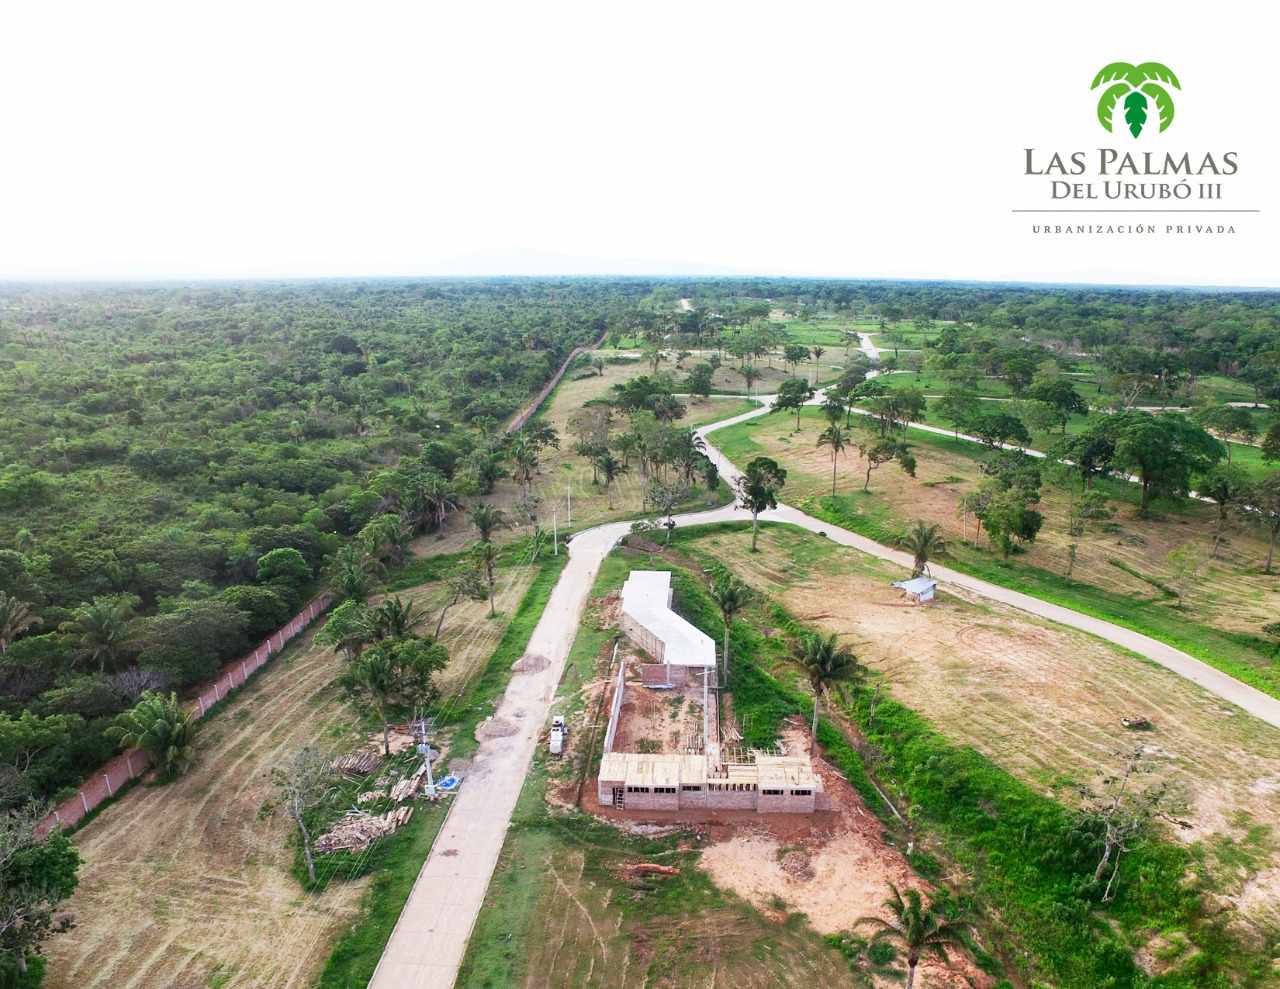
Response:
[371, 391, 1280, 989]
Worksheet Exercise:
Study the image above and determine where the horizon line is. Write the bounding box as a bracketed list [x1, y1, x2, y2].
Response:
[0, 272, 1278, 293]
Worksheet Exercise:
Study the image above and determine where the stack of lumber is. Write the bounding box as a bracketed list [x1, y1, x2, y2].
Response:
[332, 750, 383, 775]
[389, 775, 420, 802]
[356, 789, 386, 805]
[315, 811, 397, 853]
[387, 759, 432, 803]
[315, 806, 416, 853]
[620, 862, 679, 878]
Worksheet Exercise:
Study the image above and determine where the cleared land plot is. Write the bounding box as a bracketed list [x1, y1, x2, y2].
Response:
[43, 625, 367, 989]
[45, 566, 533, 989]
[682, 525, 1280, 927]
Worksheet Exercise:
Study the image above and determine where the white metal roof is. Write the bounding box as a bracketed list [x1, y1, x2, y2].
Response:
[621, 570, 716, 668]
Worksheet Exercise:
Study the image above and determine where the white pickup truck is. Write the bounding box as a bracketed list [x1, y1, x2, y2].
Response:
[549, 715, 566, 756]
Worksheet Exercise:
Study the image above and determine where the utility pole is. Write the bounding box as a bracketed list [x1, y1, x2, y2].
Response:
[552, 507, 558, 556]
[413, 709, 437, 798]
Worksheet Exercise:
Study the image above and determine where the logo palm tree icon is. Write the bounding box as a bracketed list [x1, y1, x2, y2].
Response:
[1091, 62, 1180, 137]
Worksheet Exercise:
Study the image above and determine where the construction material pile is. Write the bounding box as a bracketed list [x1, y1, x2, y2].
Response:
[390, 763, 430, 802]
[780, 850, 814, 881]
[331, 750, 382, 776]
[315, 807, 412, 853]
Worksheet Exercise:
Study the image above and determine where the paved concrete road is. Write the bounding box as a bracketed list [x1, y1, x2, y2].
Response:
[369, 394, 1280, 989]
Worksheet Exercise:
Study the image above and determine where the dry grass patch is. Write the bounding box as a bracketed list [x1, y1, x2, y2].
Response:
[44, 627, 365, 989]
[684, 525, 1280, 928]
[723, 411, 1280, 638]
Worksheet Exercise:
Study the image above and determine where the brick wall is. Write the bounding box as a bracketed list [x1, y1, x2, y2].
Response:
[36, 592, 333, 836]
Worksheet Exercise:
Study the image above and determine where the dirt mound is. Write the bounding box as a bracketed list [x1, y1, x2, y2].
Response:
[780, 850, 813, 881]
[512, 652, 551, 673]
[475, 716, 519, 741]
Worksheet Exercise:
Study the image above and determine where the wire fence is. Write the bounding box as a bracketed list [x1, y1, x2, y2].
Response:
[37, 592, 334, 836]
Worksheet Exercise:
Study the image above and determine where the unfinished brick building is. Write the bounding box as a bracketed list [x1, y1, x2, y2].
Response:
[597, 570, 827, 814]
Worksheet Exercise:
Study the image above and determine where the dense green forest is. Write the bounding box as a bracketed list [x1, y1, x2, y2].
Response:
[0, 280, 621, 809]
[1, 276, 1278, 811]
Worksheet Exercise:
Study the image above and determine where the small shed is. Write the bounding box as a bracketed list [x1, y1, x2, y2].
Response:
[891, 576, 937, 604]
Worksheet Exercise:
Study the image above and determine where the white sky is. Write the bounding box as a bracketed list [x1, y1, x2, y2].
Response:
[1, 1, 1277, 285]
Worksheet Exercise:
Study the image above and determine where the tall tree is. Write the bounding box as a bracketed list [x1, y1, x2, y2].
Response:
[338, 638, 448, 755]
[792, 632, 864, 747]
[854, 884, 972, 989]
[0, 806, 80, 978]
[315, 600, 377, 660]
[772, 378, 814, 432]
[468, 504, 509, 543]
[1198, 463, 1250, 557]
[593, 450, 630, 510]
[810, 346, 825, 384]
[1107, 412, 1223, 516]
[735, 457, 787, 552]
[473, 540, 501, 617]
[327, 544, 375, 603]
[709, 577, 751, 688]
[816, 424, 849, 497]
[1247, 471, 1280, 574]
[856, 438, 916, 492]
[1027, 377, 1088, 433]
[61, 595, 136, 673]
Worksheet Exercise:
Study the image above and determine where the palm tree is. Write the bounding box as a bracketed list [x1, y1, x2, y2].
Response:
[509, 436, 540, 497]
[0, 592, 39, 654]
[473, 540, 501, 617]
[107, 691, 199, 781]
[898, 521, 944, 578]
[817, 425, 849, 497]
[405, 474, 460, 536]
[469, 504, 509, 543]
[338, 647, 398, 755]
[793, 632, 864, 747]
[372, 596, 425, 640]
[360, 513, 411, 566]
[740, 364, 760, 397]
[593, 450, 629, 509]
[811, 345, 825, 384]
[855, 884, 972, 989]
[709, 577, 751, 688]
[64, 595, 135, 673]
[328, 543, 375, 602]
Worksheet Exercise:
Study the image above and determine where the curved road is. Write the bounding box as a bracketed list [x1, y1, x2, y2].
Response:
[369, 393, 1280, 989]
